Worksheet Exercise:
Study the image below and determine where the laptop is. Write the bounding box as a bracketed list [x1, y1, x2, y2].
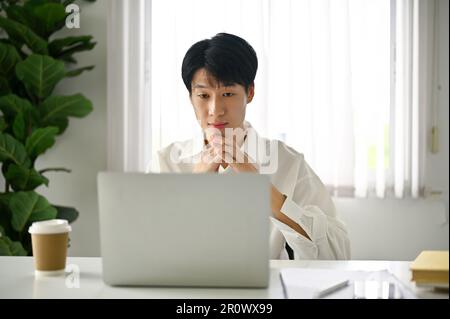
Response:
[97, 172, 270, 287]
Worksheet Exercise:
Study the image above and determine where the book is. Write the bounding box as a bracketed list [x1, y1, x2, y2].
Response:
[279, 268, 351, 299]
[410, 250, 449, 288]
[280, 268, 413, 299]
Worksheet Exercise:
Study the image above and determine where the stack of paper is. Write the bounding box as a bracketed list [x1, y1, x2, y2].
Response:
[279, 268, 350, 299]
[279, 268, 413, 299]
[410, 251, 449, 288]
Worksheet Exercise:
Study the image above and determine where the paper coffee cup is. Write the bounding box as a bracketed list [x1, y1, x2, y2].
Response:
[28, 219, 72, 276]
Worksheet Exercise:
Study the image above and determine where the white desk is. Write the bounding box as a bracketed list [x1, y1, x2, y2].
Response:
[0, 257, 447, 299]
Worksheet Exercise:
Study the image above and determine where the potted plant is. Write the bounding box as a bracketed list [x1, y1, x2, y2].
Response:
[0, 0, 96, 255]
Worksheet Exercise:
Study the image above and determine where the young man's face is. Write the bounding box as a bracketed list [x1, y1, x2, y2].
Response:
[190, 68, 254, 135]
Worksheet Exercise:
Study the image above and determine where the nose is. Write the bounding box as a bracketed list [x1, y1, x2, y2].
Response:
[208, 96, 225, 117]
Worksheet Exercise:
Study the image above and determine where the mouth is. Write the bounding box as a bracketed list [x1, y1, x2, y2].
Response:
[208, 122, 228, 129]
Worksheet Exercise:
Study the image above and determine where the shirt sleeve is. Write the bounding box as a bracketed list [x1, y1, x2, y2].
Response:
[146, 149, 172, 173]
[273, 160, 351, 260]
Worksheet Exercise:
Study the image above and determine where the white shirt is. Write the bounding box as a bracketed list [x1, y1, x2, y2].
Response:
[150, 121, 351, 260]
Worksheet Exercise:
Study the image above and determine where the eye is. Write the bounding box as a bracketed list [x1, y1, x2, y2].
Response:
[223, 92, 234, 97]
[197, 93, 209, 99]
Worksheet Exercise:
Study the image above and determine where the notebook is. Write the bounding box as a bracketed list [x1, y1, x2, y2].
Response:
[279, 268, 350, 299]
[279, 268, 412, 299]
[410, 250, 449, 288]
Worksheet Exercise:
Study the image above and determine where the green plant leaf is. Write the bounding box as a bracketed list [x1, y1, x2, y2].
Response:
[60, 55, 77, 64]
[48, 35, 94, 56]
[55, 205, 79, 224]
[48, 34, 97, 64]
[0, 192, 14, 209]
[24, 0, 66, 11]
[5, 3, 66, 43]
[0, 237, 12, 255]
[0, 132, 30, 167]
[25, 126, 59, 159]
[39, 94, 93, 123]
[0, 94, 32, 119]
[33, 3, 66, 38]
[7, 237, 27, 255]
[12, 111, 26, 141]
[62, 0, 76, 6]
[0, 76, 11, 94]
[0, 236, 27, 256]
[4, 4, 37, 29]
[0, 16, 48, 54]
[0, 42, 22, 79]
[0, 94, 40, 137]
[5, 163, 49, 191]
[66, 65, 95, 77]
[3, 4, 48, 41]
[0, 197, 13, 239]
[0, 40, 23, 91]
[57, 41, 97, 64]
[46, 117, 68, 135]
[9, 191, 57, 232]
[0, 37, 23, 53]
[15, 54, 65, 100]
[0, 116, 7, 132]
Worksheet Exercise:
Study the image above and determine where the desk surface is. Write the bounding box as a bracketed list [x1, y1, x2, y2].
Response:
[0, 257, 447, 299]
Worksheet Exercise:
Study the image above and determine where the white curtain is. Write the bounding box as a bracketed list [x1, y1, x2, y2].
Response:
[149, 0, 430, 198]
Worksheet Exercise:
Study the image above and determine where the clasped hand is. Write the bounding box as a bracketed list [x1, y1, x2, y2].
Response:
[192, 132, 257, 173]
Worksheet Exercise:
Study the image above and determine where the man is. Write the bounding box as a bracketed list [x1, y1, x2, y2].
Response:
[152, 33, 350, 260]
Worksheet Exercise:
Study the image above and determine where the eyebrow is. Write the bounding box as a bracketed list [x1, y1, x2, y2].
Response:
[192, 83, 238, 89]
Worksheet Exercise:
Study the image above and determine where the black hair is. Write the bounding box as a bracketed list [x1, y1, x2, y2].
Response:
[181, 33, 258, 94]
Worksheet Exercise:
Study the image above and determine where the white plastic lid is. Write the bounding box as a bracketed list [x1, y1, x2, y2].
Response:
[28, 219, 72, 235]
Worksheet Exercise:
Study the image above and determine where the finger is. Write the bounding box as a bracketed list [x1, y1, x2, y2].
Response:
[212, 141, 233, 159]
[211, 135, 237, 148]
[213, 153, 223, 164]
[207, 146, 221, 164]
[212, 147, 224, 163]
[222, 149, 257, 172]
[210, 133, 223, 145]
[226, 146, 249, 164]
[221, 148, 235, 163]
[222, 139, 241, 156]
[211, 140, 223, 149]
[212, 135, 230, 147]
[210, 137, 242, 163]
[224, 131, 245, 145]
[211, 140, 229, 158]
[232, 147, 246, 163]
[202, 146, 217, 163]
[202, 143, 212, 154]
[201, 152, 213, 164]
[204, 127, 222, 141]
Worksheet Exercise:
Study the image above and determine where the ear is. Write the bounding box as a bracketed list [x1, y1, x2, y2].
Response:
[247, 83, 255, 103]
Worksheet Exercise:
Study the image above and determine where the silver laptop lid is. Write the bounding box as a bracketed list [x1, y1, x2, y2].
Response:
[98, 172, 270, 287]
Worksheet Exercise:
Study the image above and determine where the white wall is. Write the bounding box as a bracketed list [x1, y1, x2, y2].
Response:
[335, 197, 448, 260]
[425, 0, 449, 220]
[35, 1, 107, 257]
